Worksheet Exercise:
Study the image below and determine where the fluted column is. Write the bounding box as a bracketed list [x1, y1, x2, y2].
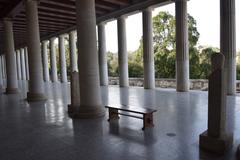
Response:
[20, 48, 26, 80]
[70, 0, 104, 118]
[42, 41, 50, 82]
[175, 0, 189, 92]
[2, 55, 6, 79]
[16, 50, 22, 80]
[143, 8, 155, 89]
[50, 37, 58, 82]
[59, 35, 68, 83]
[4, 19, 18, 94]
[26, 0, 46, 101]
[69, 31, 78, 72]
[98, 22, 108, 86]
[24, 47, 29, 80]
[0, 57, 3, 90]
[220, 0, 236, 95]
[117, 16, 129, 87]
[1, 56, 4, 80]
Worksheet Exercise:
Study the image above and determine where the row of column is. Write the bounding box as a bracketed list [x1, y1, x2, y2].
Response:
[98, 8, 155, 89]
[41, 33, 78, 83]
[96, 1, 188, 91]
[16, 48, 29, 81]
[0, 0, 236, 100]
[13, 34, 77, 85]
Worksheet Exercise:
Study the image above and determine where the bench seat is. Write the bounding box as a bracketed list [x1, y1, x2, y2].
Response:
[105, 105, 157, 130]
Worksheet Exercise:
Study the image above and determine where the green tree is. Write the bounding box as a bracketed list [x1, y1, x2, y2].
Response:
[152, 11, 200, 78]
[131, 11, 200, 79]
[107, 52, 118, 77]
[128, 49, 143, 77]
[198, 46, 219, 79]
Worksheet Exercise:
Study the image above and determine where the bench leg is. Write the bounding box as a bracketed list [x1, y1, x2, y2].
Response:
[142, 113, 154, 130]
[108, 108, 120, 122]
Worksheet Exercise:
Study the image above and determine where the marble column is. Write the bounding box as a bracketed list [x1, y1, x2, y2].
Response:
[4, 19, 18, 94]
[42, 41, 50, 82]
[2, 55, 6, 79]
[98, 22, 108, 86]
[26, 0, 46, 101]
[117, 16, 129, 87]
[16, 50, 22, 80]
[50, 37, 58, 82]
[175, 0, 189, 92]
[220, 0, 236, 95]
[1, 56, 4, 80]
[24, 47, 29, 80]
[199, 53, 233, 154]
[20, 48, 26, 80]
[0, 57, 3, 90]
[143, 8, 155, 89]
[69, 31, 78, 72]
[69, 0, 104, 118]
[59, 35, 68, 83]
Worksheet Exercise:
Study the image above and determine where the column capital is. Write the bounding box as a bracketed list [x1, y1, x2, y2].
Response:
[59, 34, 67, 38]
[50, 37, 56, 41]
[41, 40, 48, 44]
[175, 0, 187, 2]
[97, 21, 107, 26]
[24, 0, 40, 4]
[3, 17, 13, 22]
[118, 15, 128, 20]
[143, 7, 153, 12]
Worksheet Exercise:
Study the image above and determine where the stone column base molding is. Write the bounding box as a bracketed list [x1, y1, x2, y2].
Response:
[68, 105, 105, 119]
[236, 145, 240, 159]
[5, 88, 18, 94]
[27, 92, 47, 102]
[199, 131, 233, 154]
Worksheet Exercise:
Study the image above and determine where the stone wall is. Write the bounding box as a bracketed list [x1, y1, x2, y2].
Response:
[109, 77, 240, 91]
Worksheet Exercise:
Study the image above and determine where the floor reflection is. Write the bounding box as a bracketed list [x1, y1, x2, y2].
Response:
[0, 81, 239, 160]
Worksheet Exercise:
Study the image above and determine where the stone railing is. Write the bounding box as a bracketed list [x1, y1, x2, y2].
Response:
[109, 77, 240, 91]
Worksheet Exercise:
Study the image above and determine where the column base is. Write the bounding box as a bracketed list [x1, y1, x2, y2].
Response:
[199, 131, 233, 154]
[144, 86, 155, 90]
[0, 85, 4, 93]
[27, 92, 47, 102]
[237, 145, 240, 159]
[176, 89, 189, 92]
[5, 88, 19, 94]
[68, 105, 105, 119]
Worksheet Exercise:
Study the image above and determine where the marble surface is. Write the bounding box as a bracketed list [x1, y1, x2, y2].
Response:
[0, 81, 239, 160]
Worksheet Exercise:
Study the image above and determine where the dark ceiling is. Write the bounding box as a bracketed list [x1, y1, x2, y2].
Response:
[0, 0, 171, 53]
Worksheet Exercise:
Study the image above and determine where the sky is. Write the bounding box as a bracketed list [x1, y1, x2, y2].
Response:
[105, 0, 240, 53]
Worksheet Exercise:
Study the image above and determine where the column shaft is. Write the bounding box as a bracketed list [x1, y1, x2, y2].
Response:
[26, 0, 46, 101]
[71, 0, 104, 118]
[50, 38, 58, 82]
[0, 57, 3, 89]
[59, 35, 68, 83]
[16, 50, 22, 80]
[117, 16, 129, 87]
[4, 19, 18, 94]
[220, 0, 236, 95]
[42, 41, 50, 82]
[69, 31, 78, 72]
[20, 48, 26, 80]
[24, 47, 29, 80]
[2, 55, 6, 79]
[98, 23, 108, 86]
[143, 8, 155, 89]
[175, 0, 189, 92]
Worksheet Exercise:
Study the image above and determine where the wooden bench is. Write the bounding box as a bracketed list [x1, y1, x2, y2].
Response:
[105, 105, 157, 130]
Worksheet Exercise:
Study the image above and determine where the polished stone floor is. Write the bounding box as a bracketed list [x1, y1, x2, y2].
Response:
[0, 81, 239, 160]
